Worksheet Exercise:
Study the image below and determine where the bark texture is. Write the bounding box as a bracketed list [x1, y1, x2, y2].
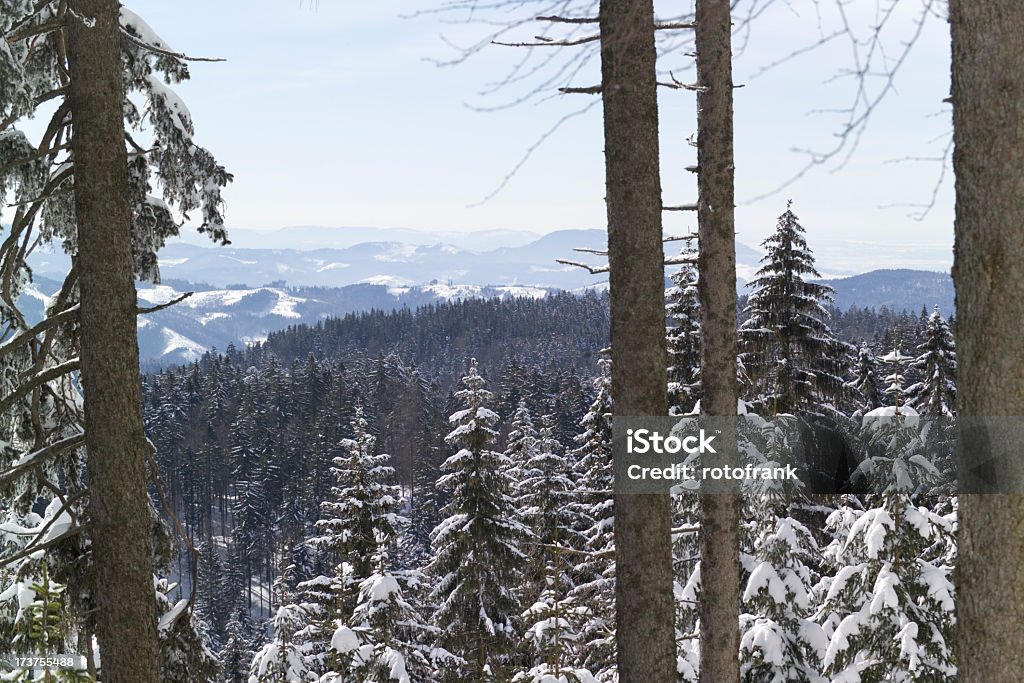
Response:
[695, 1, 741, 681]
[950, 1, 1024, 680]
[599, 0, 676, 680]
[65, 2, 161, 681]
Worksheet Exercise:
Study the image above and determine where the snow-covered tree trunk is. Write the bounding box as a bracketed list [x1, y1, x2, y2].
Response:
[65, 1, 160, 679]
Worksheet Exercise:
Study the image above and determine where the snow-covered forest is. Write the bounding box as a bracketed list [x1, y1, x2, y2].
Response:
[138, 207, 960, 682]
[1, 0, 1022, 682]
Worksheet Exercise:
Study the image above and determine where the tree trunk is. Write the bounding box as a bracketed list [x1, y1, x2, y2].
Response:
[599, 1, 676, 681]
[950, 1, 1024, 680]
[65, 2, 161, 681]
[695, 1, 741, 681]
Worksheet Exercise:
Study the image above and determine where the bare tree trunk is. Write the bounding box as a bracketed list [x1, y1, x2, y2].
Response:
[65, 2, 161, 681]
[599, 1, 676, 681]
[950, 1, 1024, 680]
[694, 1, 741, 681]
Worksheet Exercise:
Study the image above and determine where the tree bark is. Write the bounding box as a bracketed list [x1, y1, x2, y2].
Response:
[599, 1, 676, 681]
[65, 2, 161, 681]
[695, 1, 741, 681]
[950, 1, 1024, 680]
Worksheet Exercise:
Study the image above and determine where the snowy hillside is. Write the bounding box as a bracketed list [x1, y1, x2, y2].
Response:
[134, 281, 560, 368]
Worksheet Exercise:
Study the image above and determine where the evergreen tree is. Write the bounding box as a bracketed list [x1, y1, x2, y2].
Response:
[666, 236, 701, 415]
[740, 203, 849, 415]
[426, 359, 530, 681]
[906, 307, 957, 417]
[247, 584, 315, 683]
[308, 406, 401, 612]
[849, 343, 886, 417]
[739, 515, 827, 683]
[565, 362, 616, 680]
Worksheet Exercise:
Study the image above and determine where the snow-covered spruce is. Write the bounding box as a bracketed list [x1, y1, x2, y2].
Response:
[739, 203, 850, 416]
[426, 359, 532, 681]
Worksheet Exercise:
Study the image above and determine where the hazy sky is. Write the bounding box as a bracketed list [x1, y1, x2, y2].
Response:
[120, 1, 952, 259]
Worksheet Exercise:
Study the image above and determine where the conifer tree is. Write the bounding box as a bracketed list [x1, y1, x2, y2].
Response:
[906, 307, 957, 417]
[248, 580, 315, 683]
[308, 407, 400, 611]
[504, 400, 539, 513]
[426, 359, 530, 681]
[739, 515, 827, 683]
[849, 343, 886, 417]
[566, 362, 616, 680]
[666, 237, 701, 415]
[740, 203, 849, 415]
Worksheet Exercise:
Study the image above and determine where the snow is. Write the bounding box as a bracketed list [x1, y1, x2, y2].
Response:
[823, 610, 864, 671]
[315, 262, 350, 272]
[868, 566, 899, 615]
[147, 74, 192, 135]
[119, 7, 173, 50]
[744, 561, 787, 605]
[192, 312, 227, 326]
[739, 619, 786, 665]
[330, 625, 360, 654]
[158, 598, 189, 632]
[897, 621, 920, 670]
[360, 275, 413, 287]
[160, 327, 206, 360]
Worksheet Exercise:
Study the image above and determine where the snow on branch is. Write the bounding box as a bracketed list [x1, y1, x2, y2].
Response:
[555, 259, 608, 275]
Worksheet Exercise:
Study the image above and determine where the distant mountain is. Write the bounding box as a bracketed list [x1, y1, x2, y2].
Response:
[817, 269, 954, 314]
[133, 281, 552, 368]
[191, 225, 543, 252]
[27, 229, 765, 291]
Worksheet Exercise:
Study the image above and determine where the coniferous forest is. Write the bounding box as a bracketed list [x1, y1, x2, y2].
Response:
[2, 1, 1024, 683]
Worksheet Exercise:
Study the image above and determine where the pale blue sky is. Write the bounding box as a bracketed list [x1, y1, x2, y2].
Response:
[122, 0, 952, 266]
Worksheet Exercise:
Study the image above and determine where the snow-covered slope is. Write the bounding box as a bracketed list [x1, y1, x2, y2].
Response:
[133, 281, 563, 368]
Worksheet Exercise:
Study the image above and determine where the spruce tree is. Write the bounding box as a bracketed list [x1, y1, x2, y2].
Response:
[426, 359, 530, 681]
[566, 362, 616, 680]
[906, 307, 956, 417]
[849, 343, 886, 417]
[740, 203, 849, 415]
[666, 237, 701, 415]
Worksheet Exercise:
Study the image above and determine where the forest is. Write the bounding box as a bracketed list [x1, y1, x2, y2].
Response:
[1, 1, 1022, 683]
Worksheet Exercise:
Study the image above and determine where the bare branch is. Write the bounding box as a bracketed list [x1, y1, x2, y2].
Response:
[121, 30, 226, 63]
[493, 32, 599, 48]
[555, 258, 609, 275]
[536, 15, 598, 24]
[559, 85, 601, 94]
[468, 100, 599, 207]
[137, 291, 193, 315]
